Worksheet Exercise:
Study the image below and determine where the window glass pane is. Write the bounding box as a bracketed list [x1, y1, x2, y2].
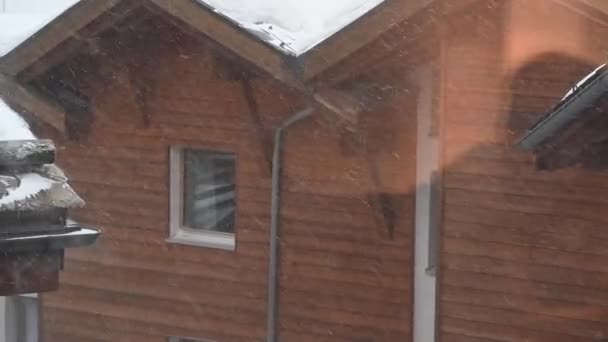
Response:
[183, 149, 236, 233]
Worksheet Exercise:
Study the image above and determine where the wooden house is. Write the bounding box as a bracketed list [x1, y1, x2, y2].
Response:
[3, 0, 608, 341]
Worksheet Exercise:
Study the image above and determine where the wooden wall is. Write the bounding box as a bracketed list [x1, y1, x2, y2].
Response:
[278, 64, 418, 341]
[438, 0, 608, 341]
[40, 21, 283, 342]
[35, 13, 418, 342]
[33, 1, 608, 340]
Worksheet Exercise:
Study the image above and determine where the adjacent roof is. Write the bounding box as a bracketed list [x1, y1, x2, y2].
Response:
[0, 99, 83, 211]
[519, 63, 608, 150]
[517, 63, 608, 170]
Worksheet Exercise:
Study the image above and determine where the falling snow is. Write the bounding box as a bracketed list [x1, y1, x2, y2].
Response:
[0, 0, 78, 57]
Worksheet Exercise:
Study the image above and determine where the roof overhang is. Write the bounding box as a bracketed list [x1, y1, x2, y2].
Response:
[0, 0, 438, 134]
[3, 0, 608, 82]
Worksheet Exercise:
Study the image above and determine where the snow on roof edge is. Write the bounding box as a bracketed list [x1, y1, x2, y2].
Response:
[295, 0, 385, 56]
[198, 0, 385, 57]
[2, 0, 382, 60]
[0, 173, 54, 206]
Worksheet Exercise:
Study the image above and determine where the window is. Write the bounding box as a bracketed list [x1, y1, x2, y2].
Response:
[169, 147, 236, 250]
[2, 295, 39, 342]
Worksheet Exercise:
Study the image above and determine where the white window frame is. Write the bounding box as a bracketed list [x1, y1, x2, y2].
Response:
[168, 147, 236, 251]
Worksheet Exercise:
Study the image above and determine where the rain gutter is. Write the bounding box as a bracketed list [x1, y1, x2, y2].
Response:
[519, 68, 608, 150]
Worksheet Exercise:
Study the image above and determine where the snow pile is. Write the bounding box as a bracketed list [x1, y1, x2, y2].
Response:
[0, 99, 54, 208]
[0, 0, 79, 57]
[199, 0, 384, 55]
[0, 173, 54, 206]
[0, 99, 35, 140]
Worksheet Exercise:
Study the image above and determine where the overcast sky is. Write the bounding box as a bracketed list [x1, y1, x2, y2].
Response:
[1, 0, 76, 13]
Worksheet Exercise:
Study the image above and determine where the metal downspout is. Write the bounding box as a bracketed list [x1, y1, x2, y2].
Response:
[267, 107, 314, 342]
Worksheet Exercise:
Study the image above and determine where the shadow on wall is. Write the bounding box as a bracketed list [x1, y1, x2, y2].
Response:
[504, 52, 608, 333]
[508, 52, 596, 138]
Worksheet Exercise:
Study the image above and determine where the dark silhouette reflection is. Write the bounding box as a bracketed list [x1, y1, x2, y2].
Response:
[508, 52, 596, 139]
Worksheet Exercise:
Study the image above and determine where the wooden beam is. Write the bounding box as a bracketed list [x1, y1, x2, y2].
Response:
[0, 0, 126, 77]
[0, 74, 66, 134]
[147, 0, 301, 88]
[17, 1, 142, 83]
[301, 0, 434, 80]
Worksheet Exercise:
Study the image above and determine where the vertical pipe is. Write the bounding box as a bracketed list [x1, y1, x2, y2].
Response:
[413, 64, 440, 342]
[0, 296, 6, 342]
[267, 107, 314, 342]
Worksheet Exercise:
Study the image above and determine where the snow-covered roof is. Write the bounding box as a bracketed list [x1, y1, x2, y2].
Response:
[0, 0, 79, 57]
[198, 0, 385, 56]
[0, 99, 83, 211]
[1, 0, 384, 59]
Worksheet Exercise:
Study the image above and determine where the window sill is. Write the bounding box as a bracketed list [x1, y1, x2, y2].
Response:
[167, 229, 235, 251]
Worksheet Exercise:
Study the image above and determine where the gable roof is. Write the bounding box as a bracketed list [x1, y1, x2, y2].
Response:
[0, 0, 436, 85]
[3, 0, 606, 86]
[2, 0, 608, 136]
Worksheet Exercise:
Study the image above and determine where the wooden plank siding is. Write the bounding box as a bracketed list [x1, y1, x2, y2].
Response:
[438, 0, 608, 341]
[278, 69, 418, 340]
[34, 16, 417, 342]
